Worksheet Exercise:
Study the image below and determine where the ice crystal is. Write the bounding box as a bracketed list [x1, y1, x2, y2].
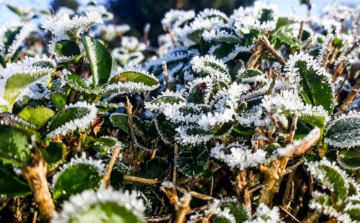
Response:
[78, 4, 113, 21]
[210, 143, 268, 170]
[51, 187, 145, 223]
[161, 9, 195, 31]
[42, 11, 103, 40]
[244, 203, 282, 223]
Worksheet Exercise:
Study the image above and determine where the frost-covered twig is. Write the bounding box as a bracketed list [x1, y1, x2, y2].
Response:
[175, 193, 191, 223]
[260, 37, 286, 65]
[337, 79, 360, 114]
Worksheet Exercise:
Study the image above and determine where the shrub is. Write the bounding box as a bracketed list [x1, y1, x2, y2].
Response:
[0, 1, 360, 222]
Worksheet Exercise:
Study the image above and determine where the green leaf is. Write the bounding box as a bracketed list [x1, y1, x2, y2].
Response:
[295, 61, 334, 115]
[68, 201, 144, 223]
[0, 125, 31, 166]
[65, 75, 103, 94]
[52, 161, 103, 204]
[310, 193, 334, 214]
[236, 69, 264, 83]
[281, 110, 327, 129]
[136, 157, 168, 180]
[51, 93, 67, 111]
[39, 142, 66, 164]
[325, 113, 360, 148]
[6, 4, 23, 16]
[346, 207, 360, 222]
[81, 35, 112, 87]
[109, 69, 159, 88]
[92, 136, 120, 154]
[308, 160, 348, 206]
[337, 149, 360, 170]
[175, 147, 209, 178]
[18, 106, 55, 129]
[219, 202, 250, 222]
[0, 163, 30, 197]
[272, 30, 301, 51]
[110, 113, 129, 134]
[4, 66, 54, 110]
[275, 17, 297, 31]
[47, 102, 96, 138]
[55, 40, 81, 58]
[154, 114, 177, 145]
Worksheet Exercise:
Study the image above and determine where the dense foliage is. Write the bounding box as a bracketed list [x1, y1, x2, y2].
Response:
[1, 0, 360, 222]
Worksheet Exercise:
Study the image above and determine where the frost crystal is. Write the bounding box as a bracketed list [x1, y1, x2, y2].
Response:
[42, 11, 103, 40]
[51, 187, 145, 223]
[244, 203, 282, 223]
[161, 9, 195, 30]
[46, 102, 98, 138]
[210, 143, 268, 170]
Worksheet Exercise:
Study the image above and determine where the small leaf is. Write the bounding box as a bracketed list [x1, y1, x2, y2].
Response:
[294, 60, 334, 115]
[0, 125, 31, 166]
[51, 93, 67, 111]
[307, 160, 348, 206]
[218, 201, 250, 222]
[337, 149, 360, 170]
[175, 146, 209, 178]
[92, 136, 120, 154]
[52, 156, 104, 204]
[46, 102, 97, 138]
[81, 35, 112, 87]
[325, 112, 360, 148]
[275, 17, 297, 30]
[236, 69, 264, 83]
[136, 157, 168, 180]
[65, 75, 103, 94]
[54, 40, 80, 58]
[18, 106, 55, 129]
[0, 163, 30, 198]
[109, 69, 159, 91]
[39, 142, 66, 164]
[154, 113, 177, 145]
[110, 113, 129, 134]
[6, 4, 23, 16]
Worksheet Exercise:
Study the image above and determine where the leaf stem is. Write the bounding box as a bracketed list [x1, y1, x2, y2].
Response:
[102, 145, 121, 187]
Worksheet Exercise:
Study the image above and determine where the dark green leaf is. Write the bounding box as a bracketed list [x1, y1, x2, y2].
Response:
[175, 147, 209, 178]
[51, 93, 67, 111]
[325, 114, 360, 148]
[54, 40, 80, 58]
[81, 35, 112, 87]
[337, 149, 360, 170]
[136, 157, 168, 180]
[39, 142, 66, 164]
[0, 163, 30, 197]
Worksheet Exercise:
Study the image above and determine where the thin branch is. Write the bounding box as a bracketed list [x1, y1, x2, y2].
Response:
[336, 72, 349, 99]
[175, 194, 191, 223]
[173, 142, 179, 185]
[162, 61, 171, 90]
[298, 21, 304, 41]
[247, 43, 264, 69]
[182, 165, 223, 187]
[332, 60, 348, 83]
[123, 175, 159, 185]
[176, 187, 214, 201]
[164, 22, 177, 44]
[303, 38, 312, 52]
[337, 79, 360, 115]
[102, 145, 121, 187]
[126, 96, 138, 159]
[267, 70, 277, 95]
[145, 204, 210, 222]
[279, 205, 301, 223]
[260, 37, 286, 65]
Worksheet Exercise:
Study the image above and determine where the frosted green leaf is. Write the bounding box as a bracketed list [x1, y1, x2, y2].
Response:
[18, 106, 55, 129]
[175, 146, 209, 178]
[325, 112, 360, 148]
[337, 149, 360, 170]
[52, 153, 105, 205]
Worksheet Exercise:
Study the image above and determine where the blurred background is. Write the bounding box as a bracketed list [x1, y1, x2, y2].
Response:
[0, 0, 359, 45]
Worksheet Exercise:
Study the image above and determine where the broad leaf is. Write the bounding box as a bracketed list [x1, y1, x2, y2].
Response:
[136, 157, 168, 180]
[65, 75, 103, 94]
[92, 136, 120, 154]
[54, 40, 80, 58]
[52, 159, 104, 204]
[18, 106, 55, 129]
[46, 102, 97, 138]
[175, 146, 209, 178]
[325, 113, 360, 148]
[0, 163, 30, 197]
[154, 114, 177, 145]
[81, 35, 112, 87]
[110, 113, 129, 134]
[337, 149, 360, 170]
[295, 61, 334, 115]
[51, 93, 67, 111]
[39, 142, 66, 165]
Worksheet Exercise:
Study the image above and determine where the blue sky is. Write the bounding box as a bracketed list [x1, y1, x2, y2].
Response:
[0, 0, 359, 25]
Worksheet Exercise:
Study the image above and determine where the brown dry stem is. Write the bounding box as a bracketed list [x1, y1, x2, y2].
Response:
[102, 145, 122, 187]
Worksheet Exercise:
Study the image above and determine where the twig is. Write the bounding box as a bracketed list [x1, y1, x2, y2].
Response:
[32, 211, 38, 223]
[345, 40, 360, 57]
[126, 96, 138, 159]
[173, 142, 179, 185]
[279, 205, 301, 223]
[298, 21, 304, 41]
[281, 168, 296, 208]
[260, 37, 286, 65]
[337, 79, 360, 115]
[162, 62, 171, 90]
[301, 212, 321, 223]
[123, 175, 159, 185]
[336, 72, 349, 99]
[247, 43, 264, 69]
[267, 71, 277, 95]
[249, 184, 263, 194]
[145, 204, 210, 222]
[161, 183, 179, 207]
[22, 151, 55, 220]
[176, 187, 214, 201]
[164, 22, 177, 44]
[175, 194, 191, 223]
[102, 145, 121, 187]
[332, 59, 348, 83]
[233, 170, 251, 210]
[303, 38, 312, 52]
[320, 37, 334, 68]
[283, 158, 307, 175]
[286, 113, 299, 144]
